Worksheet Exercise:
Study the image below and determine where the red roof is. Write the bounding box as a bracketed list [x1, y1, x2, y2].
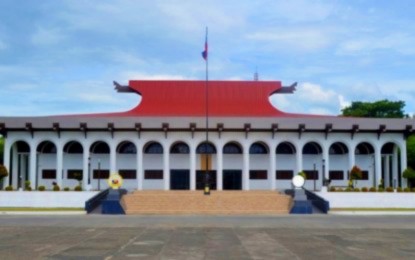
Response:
[80, 80, 321, 118]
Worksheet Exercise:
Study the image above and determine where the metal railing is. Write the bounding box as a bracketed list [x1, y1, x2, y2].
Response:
[85, 188, 110, 213]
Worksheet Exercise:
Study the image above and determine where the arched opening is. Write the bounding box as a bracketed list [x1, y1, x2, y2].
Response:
[381, 142, 401, 188]
[9, 141, 31, 189]
[143, 141, 164, 190]
[196, 142, 217, 190]
[222, 141, 243, 190]
[354, 142, 375, 187]
[116, 141, 137, 190]
[169, 142, 190, 190]
[302, 142, 323, 190]
[249, 142, 269, 190]
[90, 141, 110, 190]
[276, 142, 296, 188]
[328, 142, 349, 185]
[37, 141, 57, 189]
[63, 141, 83, 189]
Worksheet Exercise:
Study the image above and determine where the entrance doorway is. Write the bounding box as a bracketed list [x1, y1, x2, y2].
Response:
[223, 170, 242, 190]
[196, 170, 217, 190]
[170, 170, 190, 190]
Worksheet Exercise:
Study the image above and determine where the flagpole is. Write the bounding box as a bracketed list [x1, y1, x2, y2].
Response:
[204, 27, 210, 195]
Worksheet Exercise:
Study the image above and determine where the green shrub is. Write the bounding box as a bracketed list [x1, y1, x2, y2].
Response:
[329, 186, 336, 192]
[361, 187, 368, 192]
[0, 165, 8, 179]
[5, 185, 13, 191]
[63, 187, 70, 191]
[397, 187, 403, 192]
[53, 185, 60, 191]
[369, 187, 376, 192]
[386, 187, 394, 192]
[337, 188, 344, 192]
[345, 187, 352, 192]
[411, 188, 415, 192]
[377, 187, 384, 192]
[38, 185, 46, 191]
[74, 185, 82, 191]
[404, 187, 411, 192]
[353, 188, 360, 192]
[25, 186, 32, 191]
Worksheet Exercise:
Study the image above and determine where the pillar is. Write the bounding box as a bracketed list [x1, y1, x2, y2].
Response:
[243, 147, 250, 191]
[12, 146, 18, 188]
[374, 146, 382, 187]
[348, 148, 355, 180]
[190, 144, 196, 190]
[163, 147, 170, 190]
[29, 144, 36, 190]
[392, 146, 399, 188]
[296, 150, 303, 174]
[400, 143, 408, 188]
[3, 140, 10, 188]
[322, 147, 329, 180]
[270, 149, 276, 190]
[109, 143, 116, 174]
[56, 144, 63, 187]
[217, 148, 223, 190]
[137, 145, 143, 190]
[82, 148, 89, 190]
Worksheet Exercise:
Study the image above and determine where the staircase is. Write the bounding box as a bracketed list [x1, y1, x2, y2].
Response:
[121, 191, 293, 215]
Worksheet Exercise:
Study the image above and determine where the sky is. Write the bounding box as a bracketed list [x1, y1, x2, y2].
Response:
[0, 0, 415, 117]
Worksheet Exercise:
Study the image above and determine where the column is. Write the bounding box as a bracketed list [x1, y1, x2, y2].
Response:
[348, 148, 355, 171]
[29, 146, 37, 191]
[296, 151, 303, 174]
[392, 146, 399, 188]
[12, 146, 18, 188]
[270, 149, 276, 190]
[137, 145, 143, 190]
[217, 148, 223, 190]
[322, 147, 329, 180]
[56, 144, 63, 187]
[163, 148, 170, 190]
[82, 149, 89, 190]
[374, 146, 382, 187]
[384, 156, 390, 187]
[243, 147, 250, 191]
[110, 143, 117, 174]
[190, 144, 196, 190]
[3, 140, 10, 188]
[400, 143, 408, 188]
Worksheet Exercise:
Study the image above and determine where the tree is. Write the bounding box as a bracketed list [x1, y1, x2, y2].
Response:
[0, 136, 3, 164]
[407, 135, 415, 169]
[341, 100, 406, 118]
[403, 167, 415, 188]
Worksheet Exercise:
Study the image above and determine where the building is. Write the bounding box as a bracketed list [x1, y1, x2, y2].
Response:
[0, 80, 413, 191]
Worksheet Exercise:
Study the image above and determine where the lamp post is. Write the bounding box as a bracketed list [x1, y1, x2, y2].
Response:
[98, 159, 101, 191]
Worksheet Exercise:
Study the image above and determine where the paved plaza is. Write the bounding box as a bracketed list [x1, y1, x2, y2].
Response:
[1, 215, 415, 259]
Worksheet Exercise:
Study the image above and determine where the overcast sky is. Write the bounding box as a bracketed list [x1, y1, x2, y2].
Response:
[0, 0, 415, 117]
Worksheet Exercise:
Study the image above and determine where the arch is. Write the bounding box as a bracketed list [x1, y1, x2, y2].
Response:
[12, 141, 30, 153]
[249, 142, 269, 154]
[144, 141, 163, 154]
[37, 141, 57, 154]
[381, 142, 397, 154]
[329, 142, 349, 154]
[196, 142, 216, 154]
[355, 142, 374, 154]
[63, 141, 83, 154]
[90, 141, 110, 154]
[117, 141, 137, 154]
[223, 142, 243, 154]
[170, 142, 190, 154]
[276, 141, 296, 154]
[302, 142, 322, 154]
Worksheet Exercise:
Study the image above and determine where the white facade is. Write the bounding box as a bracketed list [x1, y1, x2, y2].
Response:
[2, 128, 408, 191]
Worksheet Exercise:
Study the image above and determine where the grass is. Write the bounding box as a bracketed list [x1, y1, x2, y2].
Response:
[0, 207, 84, 212]
[331, 208, 415, 212]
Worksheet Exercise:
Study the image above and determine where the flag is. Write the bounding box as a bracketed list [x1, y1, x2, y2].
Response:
[202, 29, 208, 60]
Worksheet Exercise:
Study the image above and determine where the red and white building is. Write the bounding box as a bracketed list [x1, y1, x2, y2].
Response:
[0, 80, 413, 191]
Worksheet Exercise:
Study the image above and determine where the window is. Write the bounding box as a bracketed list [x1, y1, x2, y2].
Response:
[304, 170, 318, 180]
[196, 143, 216, 154]
[144, 143, 163, 154]
[67, 170, 83, 180]
[249, 170, 267, 180]
[223, 143, 242, 154]
[329, 171, 344, 180]
[249, 143, 268, 154]
[361, 171, 369, 180]
[276, 170, 294, 180]
[145, 170, 163, 179]
[119, 169, 137, 179]
[170, 143, 190, 154]
[93, 170, 110, 179]
[42, 169, 56, 179]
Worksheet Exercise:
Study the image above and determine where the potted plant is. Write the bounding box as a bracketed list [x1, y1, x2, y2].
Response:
[349, 166, 362, 188]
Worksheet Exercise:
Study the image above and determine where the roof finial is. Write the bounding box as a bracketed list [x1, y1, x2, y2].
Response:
[254, 67, 259, 81]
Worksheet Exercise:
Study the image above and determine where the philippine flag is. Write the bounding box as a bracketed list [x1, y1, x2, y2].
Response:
[202, 31, 208, 60]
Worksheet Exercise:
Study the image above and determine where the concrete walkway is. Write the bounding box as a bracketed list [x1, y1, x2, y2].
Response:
[1, 215, 415, 259]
